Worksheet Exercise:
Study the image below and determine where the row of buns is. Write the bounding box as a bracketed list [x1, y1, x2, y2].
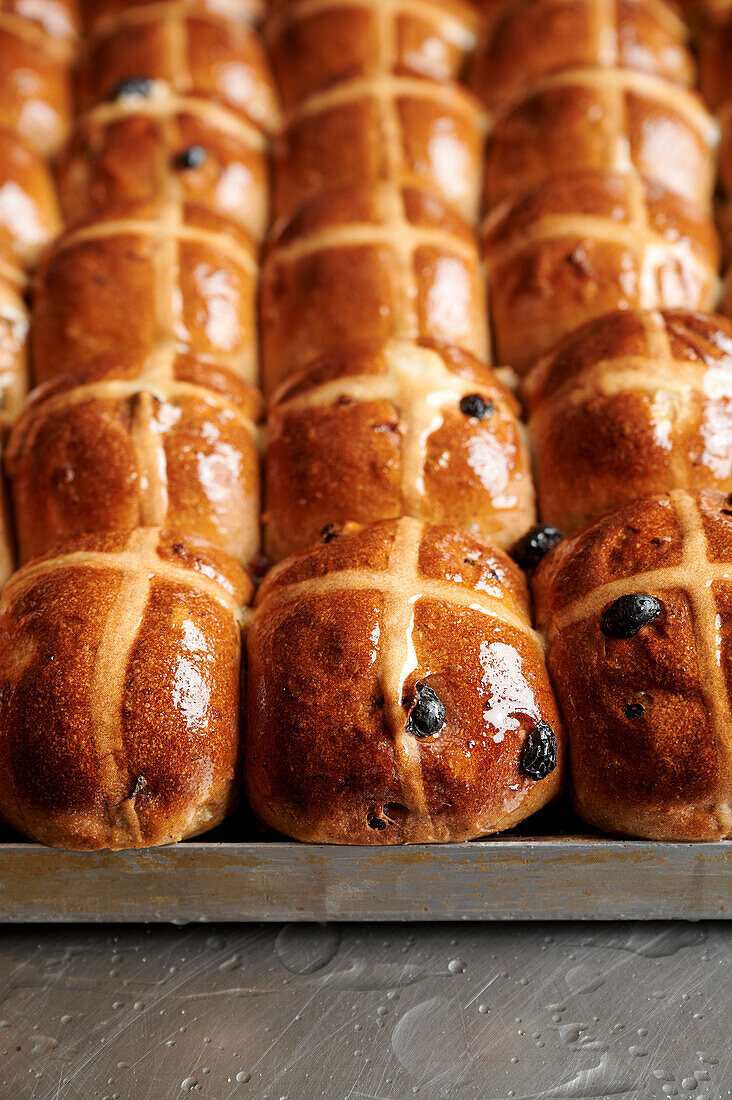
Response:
[1, 0, 732, 848]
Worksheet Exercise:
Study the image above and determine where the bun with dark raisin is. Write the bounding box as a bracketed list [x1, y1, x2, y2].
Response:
[533, 488, 732, 840]
[246, 518, 564, 844]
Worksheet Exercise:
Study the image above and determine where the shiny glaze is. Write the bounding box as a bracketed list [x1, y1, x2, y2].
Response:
[471, 0, 695, 110]
[534, 488, 732, 841]
[0, 257, 29, 431]
[265, 338, 536, 560]
[265, 0, 481, 106]
[261, 181, 488, 394]
[1, 0, 78, 40]
[76, 8, 280, 133]
[0, 125, 60, 267]
[273, 74, 486, 223]
[0, 527, 251, 850]
[247, 517, 564, 844]
[482, 68, 717, 210]
[32, 202, 260, 384]
[698, 8, 732, 317]
[6, 349, 263, 565]
[0, 14, 73, 154]
[482, 169, 721, 375]
[524, 309, 732, 532]
[58, 83, 270, 240]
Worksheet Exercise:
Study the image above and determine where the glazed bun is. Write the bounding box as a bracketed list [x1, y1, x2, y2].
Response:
[524, 309, 732, 532]
[265, 339, 535, 560]
[533, 489, 732, 840]
[0, 528, 250, 850]
[247, 517, 564, 843]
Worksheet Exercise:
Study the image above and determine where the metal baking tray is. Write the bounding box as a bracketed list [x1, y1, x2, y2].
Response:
[0, 802, 729, 922]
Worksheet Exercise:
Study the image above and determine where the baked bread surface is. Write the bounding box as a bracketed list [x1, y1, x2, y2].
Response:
[247, 517, 564, 843]
[534, 488, 732, 840]
[0, 527, 251, 849]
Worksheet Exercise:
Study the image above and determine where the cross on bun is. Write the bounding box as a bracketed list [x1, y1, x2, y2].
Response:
[5, 348, 263, 566]
[471, 0, 695, 111]
[265, 0, 480, 106]
[246, 517, 564, 844]
[523, 309, 732, 532]
[482, 169, 721, 375]
[533, 489, 732, 840]
[57, 83, 270, 240]
[264, 338, 535, 560]
[32, 202, 259, 384]
[273, 73, 486, 223]
[76, 6, 280, 133]
[261, 181, 488, 394]
[0, 528, 251, 849]
[81, 0, 262, 37]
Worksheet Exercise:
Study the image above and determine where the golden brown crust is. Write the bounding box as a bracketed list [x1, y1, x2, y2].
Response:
[247, 517, 564, 844]
[533, 488, 732, 840]
[0, 528, 251, 850]
[483, 69, 717, 210]
[6, 348, 263, 566]
[273, 74, 486, 223]
[523, 309, 732, 532]
[0, 259, 29, 430]
[0, 16, 73, 154]
[265, 0, 480, 106]
[482, 169, 721, 375]
[0, 126, 61, 267]
[57, 84, 270, 239]
[264, 338, 535, 560]
[81, 0, 262, 37]
[261, 181, 489, 394]
[76, 8, 280, 133]
[471, 0, 695, 110]
[32, 203, 259, 384]
[2, 0, 78, 40]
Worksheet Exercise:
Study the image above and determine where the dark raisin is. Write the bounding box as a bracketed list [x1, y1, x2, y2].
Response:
[321, 523, 338, 543]
[459, 393, 494, 419]
[600, 594, 663, 638]
[110, 76, 153, 100]
[176, 144, 207, 170]
[367, 813, 387, 830]
[129, 774, 146, 798]
[249, 553, 271, 586]
[625, 703, 645, 719]
[511, 525, 563, 572]
[520, 720, 557, 780]
[406, 684, 445, 738]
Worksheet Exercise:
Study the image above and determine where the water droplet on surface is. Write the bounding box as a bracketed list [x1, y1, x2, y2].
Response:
[392, 997, 473, 1088]
[274, 924, 341, 975]
[181, 1077, 199, 1092]
[448, 959, 466, 975]
[681, 1079, 698, 1091]
[236, 1071, 251, 1083]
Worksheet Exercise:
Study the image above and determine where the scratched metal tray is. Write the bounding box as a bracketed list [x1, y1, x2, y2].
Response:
[0, 801, 729, 922]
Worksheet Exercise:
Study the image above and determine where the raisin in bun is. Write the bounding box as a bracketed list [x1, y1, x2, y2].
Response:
[533, 489, 732, 840]
[264, 339, 535, 561]
[523, 309, 732, 533]
[265, 0, 480, 106]
[482, 170, 721, 375]
[0, 528, 250, 849]
[5, 349, 263, 566]
[246, 517, 564, 844]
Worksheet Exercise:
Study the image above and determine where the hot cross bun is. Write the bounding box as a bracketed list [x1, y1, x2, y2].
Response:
[0, 127, 61, 267]
[524, 309, 732, 532]
[261, 182, 488, 394]
[265, 0, 480, 106]
[264, 339, 535, 561]
[246, 518, 564, 844]
[81, 0, 262, 37]
[273, 73, 486, 223]
[471, 0, 695, 111]
[6, 349, 263, 566]
[76, 7, 280, 133]
[57, 83, 270, 240]
[534, 489, 732, 840]
[32, 203, 259, 384]
[482, 169, 721, 375]
[0, 528, 251, 849]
